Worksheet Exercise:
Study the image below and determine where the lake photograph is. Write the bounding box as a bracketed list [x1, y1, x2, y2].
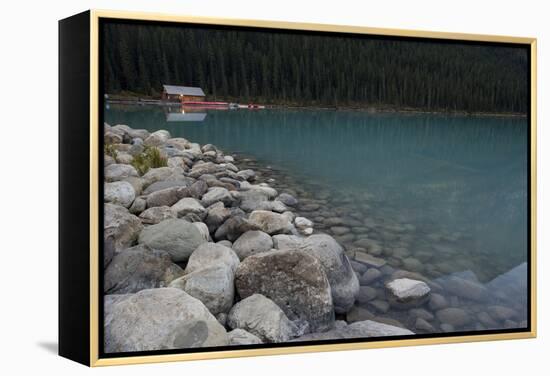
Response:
[100, 19, 530, 355]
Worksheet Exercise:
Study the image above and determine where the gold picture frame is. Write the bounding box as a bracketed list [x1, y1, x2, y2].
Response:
[59, 9, 537, 367]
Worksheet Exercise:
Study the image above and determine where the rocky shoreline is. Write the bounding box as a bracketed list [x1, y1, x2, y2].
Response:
[103, 123, 526, 353]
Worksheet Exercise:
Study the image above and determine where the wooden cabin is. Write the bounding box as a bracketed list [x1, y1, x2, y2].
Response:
[162, 85, 206, 102]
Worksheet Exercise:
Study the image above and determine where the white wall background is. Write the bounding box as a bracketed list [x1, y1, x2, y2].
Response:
[0, 0, 547, 374]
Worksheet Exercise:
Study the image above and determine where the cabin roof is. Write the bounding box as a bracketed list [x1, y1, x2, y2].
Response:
[163, 85, 205, 97]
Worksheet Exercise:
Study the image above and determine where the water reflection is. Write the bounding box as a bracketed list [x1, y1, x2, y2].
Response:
[164, 106, 207, 122]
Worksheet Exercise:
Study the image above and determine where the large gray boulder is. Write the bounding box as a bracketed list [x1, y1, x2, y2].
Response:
[188, 162, 225, 178]
[232, 230, 273, 260]
[105, 288, 228, 352]
[169, 242, 240, 315]
[235, 249, 334, 332]
[104, 203, 143, 251]
[214, 216, 259, 242]
[227, 294, 303, 343]
[144, 130, 171, 147]
[146, 187, 182, 208]
[138, 206, 176, 224]
[170, 263, 236, 316]
[104, 235, 116, 268]
[201, 187, 234, 207]
[141, 167, 174, 187]
[104, 131, 122, 144]
[171, 197, 206, 219]
[185, 242, 240, 274]
[105, 164, 139, 182]
[227, 329, 263, 345]
[128, 196, 147, 215]
[110, 124, 150, 141]
[138, 218, 207, 262]
[143, 178, 193, 195]
[385, 278, 431, 309]
[180, 180, 209, 200]
[248, 210, 293, 235]
[272, 234, 304, 250]
[238, 189, 287, 213]
[104, 181, 136, 208]
[205, 202, 232, 232]
[104, 245, 184, 294]
[299, 234, 360, 314]
[237, 169, 256, 181]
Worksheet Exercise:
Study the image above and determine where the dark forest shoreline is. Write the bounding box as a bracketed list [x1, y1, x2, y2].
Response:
[106, 95, 527, 118]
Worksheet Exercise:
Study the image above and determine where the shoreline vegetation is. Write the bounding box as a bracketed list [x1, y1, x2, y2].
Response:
[103, 122, 526, 353]
[104, 23, 528, 115]
[105, 95, 527, 118]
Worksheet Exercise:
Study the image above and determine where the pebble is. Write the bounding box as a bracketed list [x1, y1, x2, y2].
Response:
[436, 308, 471, 327]
[354, 252, 387, 268]
[368, 299, 390, 313]
[360, 268, 382, 285]
[356, 286, 378, 304]
[428, 293, 449, 311]
[415, 318, 435, 332]
[346, 306, 376, 323]
[331, 226, 351, 235]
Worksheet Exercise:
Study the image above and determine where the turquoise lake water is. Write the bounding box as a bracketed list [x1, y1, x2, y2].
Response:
[105, 104, 529, 319]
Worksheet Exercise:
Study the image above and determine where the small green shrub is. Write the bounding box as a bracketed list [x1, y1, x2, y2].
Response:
[104, 143, 118, 159]
[131, 146, 167, 175]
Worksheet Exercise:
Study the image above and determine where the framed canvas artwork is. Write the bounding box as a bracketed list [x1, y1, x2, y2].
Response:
[58, 9, 537, 366]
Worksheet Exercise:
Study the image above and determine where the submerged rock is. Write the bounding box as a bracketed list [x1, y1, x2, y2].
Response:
[235, 249, 334, 332]
[293, 320, 413, 341]
[104, 288, 228, 352]
[360, 268, 382, 285]
[428, 293, 449, 310]
[415, 318, 435, 332]
[487, 305, 518, 321]
[436, 308, 472, 327]
[354, 252, 387, 268]
[440, 276, 489, 302]
[277, 193, 298, 207]
[138, 218, 207, 262]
